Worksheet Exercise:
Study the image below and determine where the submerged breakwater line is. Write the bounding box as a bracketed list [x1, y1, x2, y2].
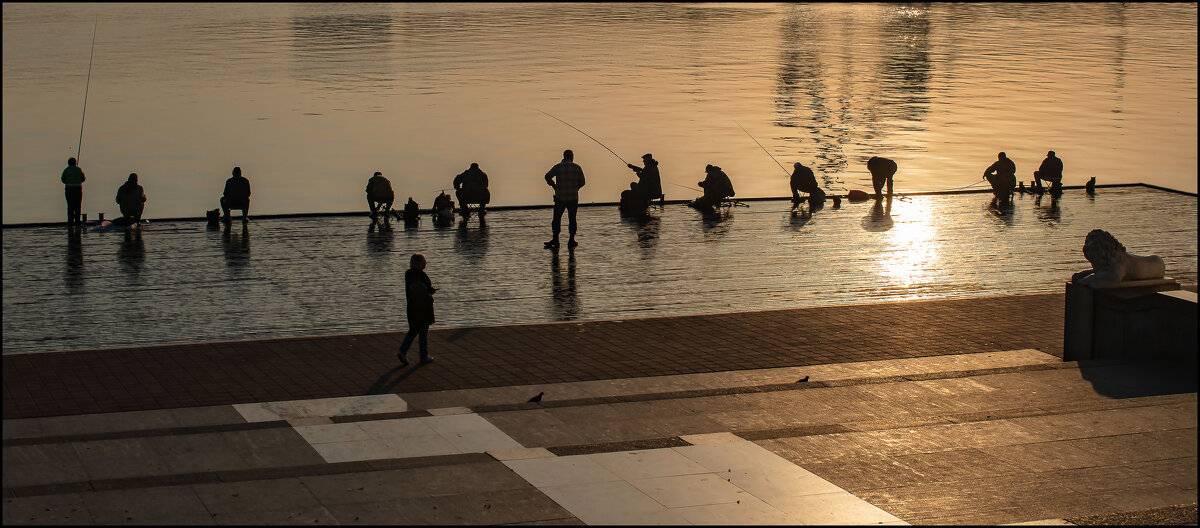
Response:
[2, 187, 1196, 355]
[1, 183, 1187, 229]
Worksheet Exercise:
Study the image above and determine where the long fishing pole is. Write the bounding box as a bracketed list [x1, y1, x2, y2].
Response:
[734, 121, 790, 178]
[536, 109, 630, 166]
[77, 18, 98, 163]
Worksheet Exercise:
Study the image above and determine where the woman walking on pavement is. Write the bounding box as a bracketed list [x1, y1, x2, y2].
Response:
[397, 253, 437, 365]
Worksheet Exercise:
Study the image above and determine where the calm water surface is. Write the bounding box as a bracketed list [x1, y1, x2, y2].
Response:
[3, 187, 1196, 354]
[3, 3, 1196, 224]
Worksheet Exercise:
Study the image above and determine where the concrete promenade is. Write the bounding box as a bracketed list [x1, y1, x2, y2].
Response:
[3, 293, 1197, 525]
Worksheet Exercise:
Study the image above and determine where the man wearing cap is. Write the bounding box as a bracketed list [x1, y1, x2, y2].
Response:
[692, 164, 735, 212]
[626, 153, 663, 207]
[544, 149, 585, 249]
[789, 161, 825, 209]
[366, 171, 395, 221]
[983, 152, 1017, 207]
[1034, 151, 1064, 196]
[115, 173, 147, 222]
[453, 162, 490, 219]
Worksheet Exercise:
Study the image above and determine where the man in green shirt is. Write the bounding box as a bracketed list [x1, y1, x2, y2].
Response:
[61, 157, 86, 226]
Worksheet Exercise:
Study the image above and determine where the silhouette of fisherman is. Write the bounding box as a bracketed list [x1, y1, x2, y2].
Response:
[220, 166, 251, 226]
[397, 253, 437, 366]
[790, 161, 825, 209]
[1034, 150, 1064, 196]
[61, 157, 86, 226]
[115, 173, 146, 223]
[866, 156, 896, 199]
[619, 181, 649, 216]
[453, 163, 491, 219]
[402, 197, 421, 225]
[626, 153, 664, 207]
[1085, 176, 1096, 196]
[691, 164, 735, 213]
[432, 191, 455, 226]
[983, 152, 1017, 207]
[544, 149, 586, 249]
[366, 171, 395, 222]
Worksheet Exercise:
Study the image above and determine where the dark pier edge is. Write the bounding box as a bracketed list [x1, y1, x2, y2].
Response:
[3, 182, 1195, 229]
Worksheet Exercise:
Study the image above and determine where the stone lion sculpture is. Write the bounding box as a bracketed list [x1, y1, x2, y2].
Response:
[1071, 229, 1165, 286]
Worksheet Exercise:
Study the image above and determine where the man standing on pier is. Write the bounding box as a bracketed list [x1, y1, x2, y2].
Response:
[61, 157, 85, 226]
[544, 149, 585, 249]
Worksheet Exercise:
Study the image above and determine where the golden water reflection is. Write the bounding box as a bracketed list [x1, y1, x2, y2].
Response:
[877, 198, 942, 287]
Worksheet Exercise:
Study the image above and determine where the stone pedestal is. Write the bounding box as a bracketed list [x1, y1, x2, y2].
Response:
[1064, 279, 1196, 367]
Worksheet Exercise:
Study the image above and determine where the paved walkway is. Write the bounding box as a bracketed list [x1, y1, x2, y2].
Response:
[3, 293, 1063, 419]
[4, 292, 1196, 525]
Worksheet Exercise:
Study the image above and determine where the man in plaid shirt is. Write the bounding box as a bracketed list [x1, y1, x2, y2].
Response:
[544, 149, 586, 248]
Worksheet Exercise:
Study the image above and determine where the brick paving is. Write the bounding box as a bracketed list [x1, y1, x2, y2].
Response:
[3, 293, 1064, 419]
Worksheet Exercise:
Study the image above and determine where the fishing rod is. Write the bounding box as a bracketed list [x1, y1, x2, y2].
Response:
[77, 18, 98, 162]
[536, 109, 630, 166]
[734, 121, 790, 178]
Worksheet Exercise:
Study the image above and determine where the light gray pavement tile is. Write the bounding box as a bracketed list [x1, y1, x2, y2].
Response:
[423, 413, 503, 434]
[191, 477, 322, 514]
[672, 440, 798, 473]
[766, 491, 905, 525]
[144, 432, 254, 474]
[426, 488, 575, 525]
[585, 449, 712, 481]
[2, 418, 45, 440]
[983, 441, 1111, 473]
[218, 427, 325, 468]
[210, 505, 339, 526]
[566, 416, 681, 445]
[683, 432, 742, 445]
[889, 448, 1028, 483]
[72, 437, 174, 481]
[309, 438, 397, 463]
[397, 389, 474, 411]
[378, 433, 463, 459]
[1, 493, 90, 525]
[436, 427, 524, 453]
[503, 454, 622, 488]
[725, 463, 854, 501]
[168, 406, 247, 428]
[35, 410, 181, 437]
[670, 494, 801, 525]
[355, 416, 437, 438]
[480, 409, 591, 448]
[3, 443, 90, 488]
[1125, 457, 1199, 490]
[323, 496, 448, 525]
[293, 422, 371, 444]
[536, 480, 689, 525]
[83, 485, 215, 525]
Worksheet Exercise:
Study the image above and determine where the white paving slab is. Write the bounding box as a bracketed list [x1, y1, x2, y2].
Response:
[292, 412, 524, 463]
[488, 447, 556, 461]
[537, 480, 691, 525]
[504, 437, 910, 525]
[586, 449, 712, 480]
[233, 394, 407, 422]
[767, 491, 906, 525]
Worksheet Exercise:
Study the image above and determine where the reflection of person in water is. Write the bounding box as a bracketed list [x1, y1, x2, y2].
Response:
[118, 228, 145, 275]
[790, 161, 825, 210]
[550, 248, 579, 321]
[862, 196, 894, 232]
[983, 152, 1017, 207]
[866, 156, 896, 199]
[221, 222, 250, 268]
[1033, 151, 1064, 196]
[65, 228, 84, 293]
